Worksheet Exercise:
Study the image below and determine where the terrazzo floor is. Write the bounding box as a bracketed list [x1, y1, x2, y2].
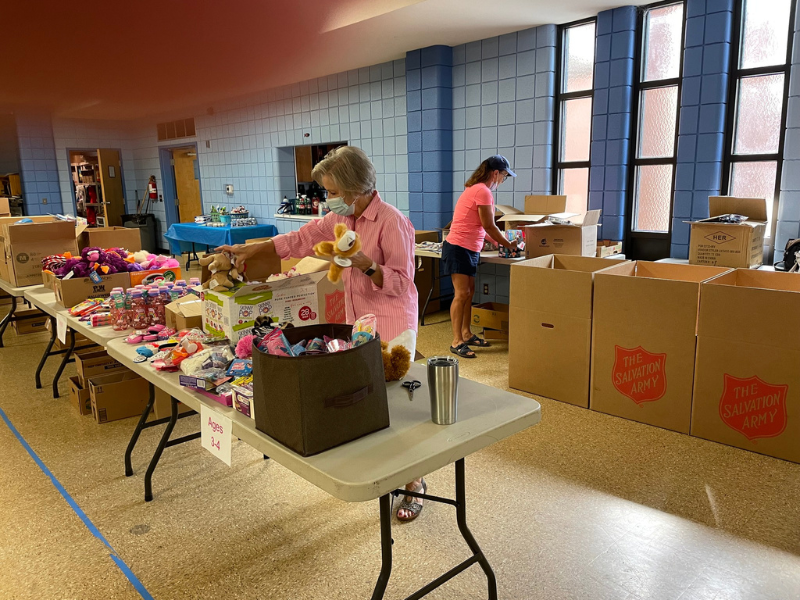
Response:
[1, 305, 799, 600]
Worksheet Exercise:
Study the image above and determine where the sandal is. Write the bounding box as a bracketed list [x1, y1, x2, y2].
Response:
[450, 343, 476, 358]
[465, 334, 491, 348]
[397, 479, 427, 522]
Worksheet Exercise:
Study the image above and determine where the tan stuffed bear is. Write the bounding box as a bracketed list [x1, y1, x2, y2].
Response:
[199, 253, 240, 291]
[313, 223, 362, 283]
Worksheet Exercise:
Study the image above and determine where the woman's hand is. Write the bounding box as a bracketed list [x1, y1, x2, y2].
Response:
[347, 251, 374, 273]
[506, 240, 519, 251]
[215, 243, 260, 271]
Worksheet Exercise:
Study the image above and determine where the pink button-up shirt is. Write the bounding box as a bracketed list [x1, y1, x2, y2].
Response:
[272, 194, 418, 342]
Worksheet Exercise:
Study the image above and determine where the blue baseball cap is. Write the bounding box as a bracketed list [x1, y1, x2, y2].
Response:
[486, 155, 516, 177]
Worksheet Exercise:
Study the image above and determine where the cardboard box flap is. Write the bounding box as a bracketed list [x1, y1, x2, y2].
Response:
[525, 195, 567, 215]
[294, 256, 331, 275]
[168, 295, 203, 317]
[576, 210, 601, 227]
[4, 221, 76, 243]
[499, 211, 579, 224]
[495, 205, 522, 217]
[708, 196, 768, 223]
[224, 270, 326, 298]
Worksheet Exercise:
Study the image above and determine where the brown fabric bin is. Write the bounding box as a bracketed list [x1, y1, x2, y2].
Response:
[252, 324, 389, 456]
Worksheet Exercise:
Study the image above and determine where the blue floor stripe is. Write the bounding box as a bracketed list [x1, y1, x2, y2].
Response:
[0, 406, 154, 600]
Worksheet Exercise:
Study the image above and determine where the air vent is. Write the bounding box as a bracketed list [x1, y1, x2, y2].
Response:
[157, 117, 196, 141]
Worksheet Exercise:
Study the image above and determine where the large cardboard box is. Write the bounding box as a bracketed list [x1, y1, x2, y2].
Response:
[202, 257, 345, 343]
[590, 262, 731, 433]
[69, 376, 92, 416]
[165, 295, 203, 331]
[89, 371, 150, 424]
[524, 210, 601, 258]
[0, 220, 79, 286]
[78, 226, 142, 252]
[415, 230, 440, 315]
[12, 309, 48, 335]
[471, 302, 509, 332]
[509, 255, 629, 407]
[692, 269, 800, 462]
[54, 272, 130, 308]
[688, 197, 767, 268]
[75, 349, 126, 388]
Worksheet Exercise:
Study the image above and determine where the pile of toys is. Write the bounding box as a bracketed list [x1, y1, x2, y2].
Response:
[42, 248, 181, 279]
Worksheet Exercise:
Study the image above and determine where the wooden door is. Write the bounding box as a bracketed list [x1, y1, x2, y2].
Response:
[97, 148, 124, 227]
[173, 148, 202, 222]
[295, 146, 313, 182]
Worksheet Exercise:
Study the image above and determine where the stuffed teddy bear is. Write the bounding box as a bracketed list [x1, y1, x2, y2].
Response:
[313, 223, 362, 283]
[382, 341, 411, 382]
[199, 253, 240, 291]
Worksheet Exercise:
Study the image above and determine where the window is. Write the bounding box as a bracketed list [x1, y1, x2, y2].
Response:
[555, 20, 596, 213]
[724, 0, 794, 242]
[632, 2, 685, 233]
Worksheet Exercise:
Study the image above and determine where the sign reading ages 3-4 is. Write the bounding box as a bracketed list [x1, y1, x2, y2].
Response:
[201, 406, 232, 465]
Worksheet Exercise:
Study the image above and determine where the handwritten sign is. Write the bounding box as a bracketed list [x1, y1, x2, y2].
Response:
[201, 406, 232, 466]
[56, 314, 68, 345]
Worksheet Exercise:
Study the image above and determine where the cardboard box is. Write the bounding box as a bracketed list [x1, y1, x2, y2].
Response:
[524, 210, 602, 259]
[78, 226, 143, 252]
[202, 257, 345, 343]
[244, 238, 300, 273]
[496, 195, 577, 229]
[42, 270, 57, 291]
[75, 349, 126, 388]
[0, 198, 10, 217]
[688, 197, 767, 269]
[692, 269, 800, 462]
[415, 230, 440, 315]
[151, 387, 193, 420]
[89, 371, 150, 424]
[590, 262, 731, 433]
[69, 376, 92, 416]
[45, 318, 90, 349]
[54, 272, 130, 308]
[471, 302, 509, 332]
[129, 267, 182, 287]
[232, 387, 255, 420]
[597, 240, 623, 258]
[0, 220, 79, 286]
[509, 255, 630, 407]
[12, 309, 48, 335]
[165, 295, 203, 331]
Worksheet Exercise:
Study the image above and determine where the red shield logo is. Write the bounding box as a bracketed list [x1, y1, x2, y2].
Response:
[612, 346, 667, 405]
[719, 375, 788, 441]
[325, 290, 346, 323]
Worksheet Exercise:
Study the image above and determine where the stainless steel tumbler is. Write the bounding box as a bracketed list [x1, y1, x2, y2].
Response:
[427, 356, 459, 425]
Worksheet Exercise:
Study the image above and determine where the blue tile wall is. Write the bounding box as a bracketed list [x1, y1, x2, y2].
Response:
[15, 112, 62, 215]
[775, 7, 800, 257]
[590, 7, 636, 242]
[671, 0, 734, 258]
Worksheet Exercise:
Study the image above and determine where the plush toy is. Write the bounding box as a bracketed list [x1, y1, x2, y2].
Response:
[151, 254, 181, 269]
[381, 341, 411, 382]
[313, 223, 362, 283]
[235, 334, 255, 359]
[199, 253, 240, 291]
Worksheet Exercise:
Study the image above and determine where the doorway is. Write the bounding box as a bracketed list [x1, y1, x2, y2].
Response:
[159, 144, 201, 226]
[68, 148, 126, 226]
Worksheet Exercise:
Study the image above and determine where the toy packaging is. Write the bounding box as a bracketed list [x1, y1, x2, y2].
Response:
[498, 230, 526, 259]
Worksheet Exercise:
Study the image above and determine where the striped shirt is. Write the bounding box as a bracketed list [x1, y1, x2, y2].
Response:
[272, 194, 418, 342]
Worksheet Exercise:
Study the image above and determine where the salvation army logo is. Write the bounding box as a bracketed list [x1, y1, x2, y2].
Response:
[325, 289, 346, 323]
[298, 306, 317, 321]
[719, 374, 788, 441]
[612, 345, 667, 404]
[704, 231, 736, 244]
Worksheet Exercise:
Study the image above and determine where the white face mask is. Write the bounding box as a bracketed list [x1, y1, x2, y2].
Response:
[326, 196, 355, 216]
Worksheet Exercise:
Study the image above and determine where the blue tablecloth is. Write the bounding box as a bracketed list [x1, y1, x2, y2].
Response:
[165, 223, 278, 255]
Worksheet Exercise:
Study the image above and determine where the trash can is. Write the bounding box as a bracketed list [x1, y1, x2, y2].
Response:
[122, 213, 158, 253]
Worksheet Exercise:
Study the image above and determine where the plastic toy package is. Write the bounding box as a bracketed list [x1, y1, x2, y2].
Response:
[498, 229, 526, 259]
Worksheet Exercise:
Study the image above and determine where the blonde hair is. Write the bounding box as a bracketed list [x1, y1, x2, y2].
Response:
[312, 146, 376, 199]
[465, 160, 495, 188]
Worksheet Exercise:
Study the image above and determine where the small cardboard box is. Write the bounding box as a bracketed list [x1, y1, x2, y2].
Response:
[524, 210, 602, 259]
[688, 197, 767, 269]
[129, 267, 182, 287]
[0, 198, 10, 217]
[509, 255, 629, 407]
[0, 220, 79, 286]
[165, 295, 203, 331]
[415, 230, 441, 315]
[597, 240, 623, 258]
[69, 376, 92, 416]
[471, 302, 509, 332]
[151, 387, 193, 420]
[692, 269, 800, 463]
[590, 261, 731, 433]
[89, 371, 150, 424]
[78, 226, 142, 252]
[202, 257, 345, 343]
[232, 387, 255, 419]
[75, 349, 126, 388]
[12, 309, 48, 335]
[42, 270, 57, 291]
[54, 272, 130, 308]
[45, 318, 90, 349]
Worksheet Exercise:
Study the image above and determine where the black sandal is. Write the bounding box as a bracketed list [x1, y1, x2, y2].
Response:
[465, 334, 491, 348]
[397, 479, 427, 522]
[450, 343, 476, 358]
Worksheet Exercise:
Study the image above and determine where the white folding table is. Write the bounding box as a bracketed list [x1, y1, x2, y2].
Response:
[0, 280, 43, 347]
[106, 337, 541, 599]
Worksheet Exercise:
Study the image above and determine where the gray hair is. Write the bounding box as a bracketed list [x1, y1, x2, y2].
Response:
[311, 146, 376, 199]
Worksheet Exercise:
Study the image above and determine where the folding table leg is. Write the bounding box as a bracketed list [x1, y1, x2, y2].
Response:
[125, 383, 156, 476]
[144, 396, 180, 502]
[52, 328, 75, 398]
[0, 295, 17, 348]
[370, 494, 393, 600]
[35, 316, 57, 389]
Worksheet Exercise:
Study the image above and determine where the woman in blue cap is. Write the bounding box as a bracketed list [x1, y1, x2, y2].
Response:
[442, 155, 517, 358]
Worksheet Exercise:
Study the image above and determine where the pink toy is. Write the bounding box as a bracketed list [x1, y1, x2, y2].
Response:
[236, 334, 254, 359]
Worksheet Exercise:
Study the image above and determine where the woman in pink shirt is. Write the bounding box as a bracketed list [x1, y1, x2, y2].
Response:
[219, 146, 427, 521]
[444, 155, 517, 358]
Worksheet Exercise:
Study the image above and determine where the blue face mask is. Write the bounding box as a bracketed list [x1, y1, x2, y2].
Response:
[326, 196, 355, 216]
